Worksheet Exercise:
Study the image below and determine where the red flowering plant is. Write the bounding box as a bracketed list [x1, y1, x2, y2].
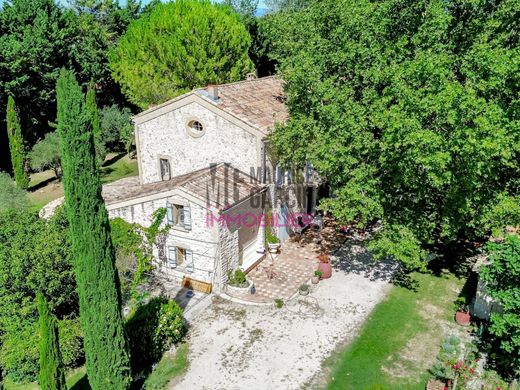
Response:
[430, 336, 481, 389]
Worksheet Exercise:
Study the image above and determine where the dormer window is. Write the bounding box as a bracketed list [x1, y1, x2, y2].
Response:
[186, 119, 206, 137]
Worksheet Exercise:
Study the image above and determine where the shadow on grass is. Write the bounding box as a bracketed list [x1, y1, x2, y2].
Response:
[28, 175, 58, 191]
[102, 152, 127, 167]
[69, 374, 91, 390]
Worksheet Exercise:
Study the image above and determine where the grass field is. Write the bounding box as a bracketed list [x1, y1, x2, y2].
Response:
[326, 272, 464, 390]
[4, 366, 89, 390]
[143, 343, 189, 389]
[4, 343, 188, 390]
[27, 153, 138, 211]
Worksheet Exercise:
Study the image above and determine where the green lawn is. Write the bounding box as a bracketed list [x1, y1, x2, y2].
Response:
[143, 343, 189, 390]
[4, 343, 187, 390]
[327, 272, 463, 390]
[4, 366, 89, 390]
[27, 153, 138, 211]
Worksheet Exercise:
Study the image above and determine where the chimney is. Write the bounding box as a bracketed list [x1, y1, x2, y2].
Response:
[207, 84, 219, 101]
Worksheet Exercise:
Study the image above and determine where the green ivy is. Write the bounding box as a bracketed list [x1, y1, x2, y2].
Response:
[111, 208, 170, 303]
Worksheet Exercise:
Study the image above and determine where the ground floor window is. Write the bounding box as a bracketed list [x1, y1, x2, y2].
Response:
[167, 246, 194, 272]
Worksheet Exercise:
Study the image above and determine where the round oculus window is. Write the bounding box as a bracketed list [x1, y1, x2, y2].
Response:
[187, 120, 205, 136]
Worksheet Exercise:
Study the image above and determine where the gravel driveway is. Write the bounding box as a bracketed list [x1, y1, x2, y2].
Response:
[172, 239, 396, 390]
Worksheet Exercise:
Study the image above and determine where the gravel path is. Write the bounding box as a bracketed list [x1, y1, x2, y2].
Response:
[172, 240, 396, 390]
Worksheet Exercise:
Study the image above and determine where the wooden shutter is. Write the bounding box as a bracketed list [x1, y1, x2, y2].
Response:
[185, 250, 194, 273]
[183, 204, 192, 230]
[166, 203, 174, 225]
[167, 246, 177, 268]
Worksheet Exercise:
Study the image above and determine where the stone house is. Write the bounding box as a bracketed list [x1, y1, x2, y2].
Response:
[100, 77, 324, 293]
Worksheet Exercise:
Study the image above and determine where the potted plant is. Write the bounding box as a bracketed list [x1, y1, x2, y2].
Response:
[455, 297, 471, 326]
[312, 270, 323, 284]
[226, 269, 253, 294]
[266, 228, 281, 254]
[317, 252, 332, 279]
[274, 298, 284, 308]
[299, 284, 310, 296]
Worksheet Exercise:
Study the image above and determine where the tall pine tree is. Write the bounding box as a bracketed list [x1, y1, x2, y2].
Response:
[6, 96, 29, 189]
[56, 69, 131, 390]
[37, 293, 67, 390]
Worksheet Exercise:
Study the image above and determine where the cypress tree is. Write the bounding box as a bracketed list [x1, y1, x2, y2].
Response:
[37, 293, 67, 390]
[6, 96, 29, 189]
[86, 83, 105, 167]
[56, 69, 131, 390]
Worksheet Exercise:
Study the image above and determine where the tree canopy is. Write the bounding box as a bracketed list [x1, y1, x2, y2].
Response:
[267, 0, 520, 270]
[29, 131, 62, 179]
[110, 0, 254, 109]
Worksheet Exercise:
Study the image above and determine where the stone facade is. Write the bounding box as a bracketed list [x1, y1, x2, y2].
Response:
[107, 186, 266, 293]
[136, 101, 261, 185]
[108, 190, 218, 286]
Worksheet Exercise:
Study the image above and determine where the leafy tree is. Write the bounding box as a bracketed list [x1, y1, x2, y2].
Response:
[86, 84, 105, 166]
[56, 69, 131, 389]
[0, 208, 79, 382]
[100, 105, 134, 153]
[481, 235, 520, 376]
[37, 293, 67, 390]
[265, 0, 310, 12]
[0, 0, 138, 173]
[0, 0, 70, 143]
[268, 0, 520, 270]
[6, 96, 29, 189]
[223, 0, 258, 17]
[0, 208, 77, 331]
[65, 0, 140, 109]
[110, 0, 254, 109]
[29, 132, 62, 179]
[0, 172, 28, 212]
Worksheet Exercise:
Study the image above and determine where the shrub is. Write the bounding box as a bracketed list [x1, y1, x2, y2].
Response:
[126, 297, 185, 373]
[227, 269, 247, 287]
[0, 324, 40, 383]
[481, 235, 520, 376]
[0, 172, 28, 212]
[58, 318, 84, 369]
[0, 319, 84, 384]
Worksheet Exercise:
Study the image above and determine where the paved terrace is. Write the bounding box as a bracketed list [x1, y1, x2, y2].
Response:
[225, 217, 350, 304]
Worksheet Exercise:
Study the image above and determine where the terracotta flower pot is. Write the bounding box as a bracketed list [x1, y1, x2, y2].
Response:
[317, 262, 332, 279]
[455, 311, 471, 326]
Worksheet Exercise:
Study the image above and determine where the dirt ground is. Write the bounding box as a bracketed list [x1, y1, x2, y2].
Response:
[171, 240, 396, 390]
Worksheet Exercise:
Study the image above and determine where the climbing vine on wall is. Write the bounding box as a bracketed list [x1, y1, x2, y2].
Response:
[110, 207, 170, 303]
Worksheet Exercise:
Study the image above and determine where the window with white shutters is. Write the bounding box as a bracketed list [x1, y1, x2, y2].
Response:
[167, 247, 177, 268]
[165, 203, 191, 230]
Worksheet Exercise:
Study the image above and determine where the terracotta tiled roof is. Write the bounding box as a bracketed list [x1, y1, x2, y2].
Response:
[201, 76, 288, 134]
[134, 76, 288, 134]
[103, 164, 264, 209]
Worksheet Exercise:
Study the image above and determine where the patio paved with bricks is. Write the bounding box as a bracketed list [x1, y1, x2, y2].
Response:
[226, 217, 349, 303]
